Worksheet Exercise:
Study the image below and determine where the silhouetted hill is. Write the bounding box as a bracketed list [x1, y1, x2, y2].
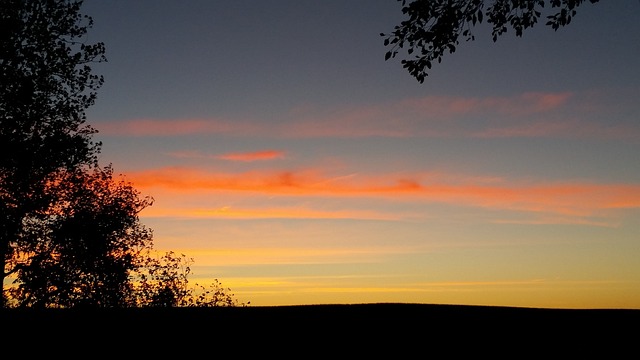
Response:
[4, 303, 637, 357]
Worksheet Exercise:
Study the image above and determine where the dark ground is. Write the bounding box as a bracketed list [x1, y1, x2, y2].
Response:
[4, 303, 638, 357]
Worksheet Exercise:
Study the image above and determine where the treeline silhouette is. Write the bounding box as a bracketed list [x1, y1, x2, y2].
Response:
[4, 303, 638, 357]
[382, 0, 601, 83]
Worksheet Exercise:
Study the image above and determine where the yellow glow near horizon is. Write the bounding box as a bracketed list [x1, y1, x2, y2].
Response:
[191, 274, 640, 309]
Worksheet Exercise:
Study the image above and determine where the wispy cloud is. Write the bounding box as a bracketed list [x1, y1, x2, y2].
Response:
[282, 92, 576, 138]
[96, 118, 261, 137]
[94, 90, 639, 140]
[398, 91, 573, 118]
[166, 246, 422, 266]
[473, 118, 640, 139]
[167, 149, 285, 162]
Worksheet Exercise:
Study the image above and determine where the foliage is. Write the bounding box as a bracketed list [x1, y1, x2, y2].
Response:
[1, 0, 105, 307]
[4, 165, 153, 308]
[133, 251, 247, 308]
[3, 168, 246, 308]
[381, 0, 600, 83]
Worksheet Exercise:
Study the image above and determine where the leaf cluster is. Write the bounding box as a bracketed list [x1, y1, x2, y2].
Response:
[381, 0, 600, 83]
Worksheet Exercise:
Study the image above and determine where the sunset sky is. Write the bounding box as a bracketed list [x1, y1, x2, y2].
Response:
[82, 0, 640, 308]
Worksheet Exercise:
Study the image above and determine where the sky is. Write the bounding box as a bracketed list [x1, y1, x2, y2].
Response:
[81, 0, 640, 309]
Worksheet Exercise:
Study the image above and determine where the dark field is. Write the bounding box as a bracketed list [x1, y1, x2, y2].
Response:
[5, 303, 638, 356]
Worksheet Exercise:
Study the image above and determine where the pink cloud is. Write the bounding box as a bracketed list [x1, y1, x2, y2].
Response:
[473, 119, 640, 140]
[217, 150, 285, 162]
[166, 149, 285, 162]
[92, 90, 640, 140]
[282, 91, 586, 139]
[399, 92, 573, 118]
[95, 118, 260, 137]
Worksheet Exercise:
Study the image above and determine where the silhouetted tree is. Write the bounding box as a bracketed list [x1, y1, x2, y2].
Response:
[1, 0, 246, 309]
[1, 0, 105, 307]
[5, 165, 154, 308]
[382, 0, 600, 83]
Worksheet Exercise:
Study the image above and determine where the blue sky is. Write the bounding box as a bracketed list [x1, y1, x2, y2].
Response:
[82, 0, 640, 308]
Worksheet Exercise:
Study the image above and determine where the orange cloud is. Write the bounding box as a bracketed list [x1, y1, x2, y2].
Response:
[126, 166, 640, 218]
